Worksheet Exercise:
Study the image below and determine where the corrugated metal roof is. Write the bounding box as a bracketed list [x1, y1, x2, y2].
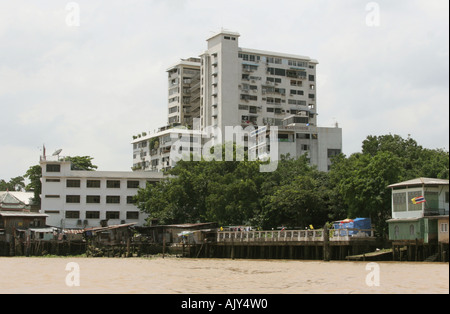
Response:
[388, 177, 449, 188]
[0, 191, 34, 205]
[0, 212, 48, 217]
[84, 223, 137, 233]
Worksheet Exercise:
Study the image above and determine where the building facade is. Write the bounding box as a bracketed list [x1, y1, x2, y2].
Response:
[387, 178, 449, 261]
[132, 30, 342, 172]
[40, 156, 164, 229]
[167, 58, 201, 128]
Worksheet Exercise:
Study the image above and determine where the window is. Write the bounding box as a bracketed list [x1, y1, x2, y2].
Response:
[46, 179, 60, 182]
[127, 196, 136, 204]
[409, 224, 415, 236]
[46, 164, 61, 172]
[267, 57, 282, 64]
[127, 212, 139, 220]
[107, 180, 121, 188]
[242, 64, 258, 72]
[288, 99, 307, 106]
[86, 211, 100, 219]
[65, 211, 80, 219]
[290, 89, 304, 96]
[45, 195, 60, 199]
[408, 191, 423, 211]
[394, 225, 400, 238]
[393, 192, 407, 212]
[106, 196, 120, 204]
[267, 67, 286, 76]
[424, 192, 439, 209]
[290, 80, 303, 87]
[446, 192, 449, 203]
[288, 60, 308, 67]
[127, 180, 140, 189]
[239, 53, 260, 62]
[441, 223, 448, 233]
[267, 77, 282, 83]
[296, 133, 310, 139]
[87, 180, 101, 188]
[86, 195, 101, 204]
[66, 195, 80, 204]
[106, 211, 120, 219]
[66, 179, 81, 188]
[286, 70, 306, 79]
[328, 149, 341, 158]
[44, 210, 60, 214]
[240, 94, 258, 101]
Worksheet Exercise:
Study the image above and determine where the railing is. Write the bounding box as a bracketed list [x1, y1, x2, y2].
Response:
[424, 208, 449, 216]
[217, 229, 375, 243]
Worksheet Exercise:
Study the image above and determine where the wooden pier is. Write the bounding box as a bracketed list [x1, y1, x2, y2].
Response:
[197, 228, 380, 261]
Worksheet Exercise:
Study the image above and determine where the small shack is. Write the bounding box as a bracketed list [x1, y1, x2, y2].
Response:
[0, 212, 48, 242]
[135, 222, 218, 244]
[83, 223, 136, 246]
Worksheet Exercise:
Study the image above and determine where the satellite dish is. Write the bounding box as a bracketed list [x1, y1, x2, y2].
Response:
[52, 149, 62, 156]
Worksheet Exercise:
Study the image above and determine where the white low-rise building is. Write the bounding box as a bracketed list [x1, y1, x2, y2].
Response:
[40, 155, 164, 229]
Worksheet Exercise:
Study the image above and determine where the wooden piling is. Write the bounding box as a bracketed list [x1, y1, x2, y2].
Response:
[323, 224, 330, 262]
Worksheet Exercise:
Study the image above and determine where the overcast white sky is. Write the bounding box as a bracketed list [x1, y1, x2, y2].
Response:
[0, 0, 448, 181]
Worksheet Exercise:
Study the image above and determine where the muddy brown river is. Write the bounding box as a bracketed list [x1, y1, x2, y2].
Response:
[0, 257, 448, 294]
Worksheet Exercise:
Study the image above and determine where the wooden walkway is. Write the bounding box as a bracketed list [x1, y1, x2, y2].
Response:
[211, 228, 379, 260]
[216, 228, 376, 246]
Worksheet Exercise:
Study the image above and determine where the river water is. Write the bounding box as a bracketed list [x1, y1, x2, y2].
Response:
[0, 257, 448, 294]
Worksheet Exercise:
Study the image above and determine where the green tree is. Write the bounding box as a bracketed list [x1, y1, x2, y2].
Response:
[263, 174, 328, 229]
[0, 176, 26, 191]
[67, 156, 98, 171]
[24, 165, 42, 206]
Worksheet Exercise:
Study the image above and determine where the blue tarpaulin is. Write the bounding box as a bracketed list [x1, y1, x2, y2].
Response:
[333, 218, 372, 236]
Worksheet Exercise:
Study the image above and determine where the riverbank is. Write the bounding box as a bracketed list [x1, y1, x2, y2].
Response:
[0, 257, 448, 294]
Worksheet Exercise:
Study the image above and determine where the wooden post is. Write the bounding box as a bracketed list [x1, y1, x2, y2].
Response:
[162, 229, 166, 259]
[323, 224, 330, 262]
[415, 239, 419, 261]
[126, 237, 131, 258]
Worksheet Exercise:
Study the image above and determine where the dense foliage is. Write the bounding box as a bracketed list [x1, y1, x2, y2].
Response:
[135, 134, 449, 238]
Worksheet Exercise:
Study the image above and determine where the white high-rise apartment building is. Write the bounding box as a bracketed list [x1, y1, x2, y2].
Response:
[167, 57, 201, 128]
[200, 31, 319, 132]
[132, 30, 342, 172]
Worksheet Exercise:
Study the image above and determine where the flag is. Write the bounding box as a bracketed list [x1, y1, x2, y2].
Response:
[411, 196, 426, 204]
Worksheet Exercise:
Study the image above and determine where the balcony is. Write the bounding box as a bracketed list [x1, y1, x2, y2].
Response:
[424, 208, 449, 216]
